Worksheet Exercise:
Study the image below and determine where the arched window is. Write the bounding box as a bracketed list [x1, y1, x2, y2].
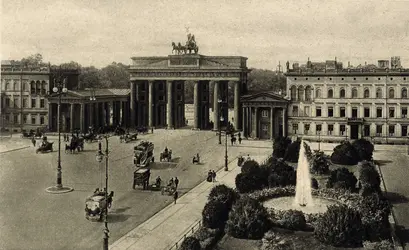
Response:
[352, 88, 358, 98]
[315, 88, 321, 98]
[389, 88, 395, 98]
[41, 80, 47, 95]
[305, 86, 312, 101]
[5, 81, 10, 90]
[13, 81, 18, 91]
[36, 80, 41, 94]
[402, 88, 408, 98]
[340, 88, 345, 98]
[298, 86, 304, 101]
[290, 86, 297, 100]
[327, 89, 333, 98]
[376, 88, 382, 98]
[364, 89, 370, 98]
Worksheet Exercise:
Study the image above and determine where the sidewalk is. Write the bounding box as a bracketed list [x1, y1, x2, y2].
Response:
[110, 154, 269, 250]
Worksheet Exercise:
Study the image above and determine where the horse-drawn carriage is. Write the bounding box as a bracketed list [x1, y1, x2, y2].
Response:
[21, 129, 43, 139]
[160, 148, 172, 162]
[161, 183, 176, 196]
[133, 168, 151, 190]
[36, 141, 54, 154]
[192, 153, 200, 164]
[85, 190, 114, 222]
[65, 137, 84, 153]
[133, 141, 154, 167]
[83, 132, 99, 143]
[120, 133, 138, 143]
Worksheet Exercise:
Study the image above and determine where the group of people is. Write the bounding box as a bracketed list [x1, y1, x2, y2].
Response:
[32, 135, 48, 148]
[93, 188, 114, 208]
[154, 176, 180, 204]
[207, 170, 217, 182]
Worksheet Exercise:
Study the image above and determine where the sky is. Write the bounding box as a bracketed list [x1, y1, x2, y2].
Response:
[1, 0, 409, 69]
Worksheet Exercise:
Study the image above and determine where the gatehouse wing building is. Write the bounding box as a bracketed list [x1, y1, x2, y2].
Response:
[285, 57, 409, 144]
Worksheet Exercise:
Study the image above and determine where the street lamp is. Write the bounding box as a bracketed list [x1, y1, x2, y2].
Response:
[46, 74, 73, 194]
[96, 136, 110, 250]
[220, 116, 228, 171]
[218, 99, 222, 144]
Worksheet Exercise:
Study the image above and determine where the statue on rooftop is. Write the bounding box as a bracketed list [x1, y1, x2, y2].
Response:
[171, 31, 199, 55]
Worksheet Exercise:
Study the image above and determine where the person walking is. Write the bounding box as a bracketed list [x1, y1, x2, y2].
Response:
[173, 191, 179, 204]
[212, 170, 217, 182]
[174, 177, 179, 189]
[31, 136, 36, 147]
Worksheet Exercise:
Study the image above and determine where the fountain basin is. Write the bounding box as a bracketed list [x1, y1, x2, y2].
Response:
[263, 196, 337, 214]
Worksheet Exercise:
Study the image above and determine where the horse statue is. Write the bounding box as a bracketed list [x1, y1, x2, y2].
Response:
[177, 42, 187, 54]
[185, 34, 199, 54]
[172, 42, 179, 54]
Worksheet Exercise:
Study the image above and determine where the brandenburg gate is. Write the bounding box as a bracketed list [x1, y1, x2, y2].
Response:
[129, 35, 249, 131]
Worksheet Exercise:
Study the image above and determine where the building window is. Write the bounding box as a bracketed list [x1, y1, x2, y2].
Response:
[376, 125, 382, 136]
[23, 98, 27, 108]
[140, 83, 146, 91]
[305, 86, 312, 101]
[292, 124, 298, 133]
[14, 114, 18, 124]
[366, 78, 369, 80]
[329, 78, 332, 80]
[402, 107, 408, 118]
[5, 114, 10, 123]
[377, 108, 382, 118]
[328, 107, 333, 117]
[23, 82, 27, 91]
[352, 108, 358, 118]
[340, 125, 346, 135]
[23, 115, 28, 124]
[328, 89, 333, 98]
[262, 124, 268, 131]
[340, 107, 346, 117]
[159, 83, 164, 90]
[389, 107, 395, 118]
[305, 78, 308, 80]
[5, 81, 10, 90]
[158, 95, 164, 101]
[352, 88, 358, 98]
[304, 106, 310, 117]
[340, 88, 345, 98]
[364, 108, 370, 118]
[316, 107, 322, 117]
[316, 124, 322, 132]
[364, 125, 370, 137]
[294, 78, 297, 80]
[376, 88, 382, 98]
[298, 86, 304, 101]
[304, 124, 310, 134]
[390, 78, 393, 81]
[31, 116, 36, 124]
[389, 88, 395, 98]
[328, 124, 334, 135]
[341, 78, 344, 80]
[389, 125, 395, 136]
[40, 99, 45, 108]
[402, 88, 408, 98]
[378, 78, 381, 80]
[353, 78, 356, 80]
[290, 86, 296, 100]
[31, 98, 36, 108]
[402, 125, 408, 136]
[261, 110, 268, 117]
[14, 98, 19, 108]
[177, 95, 182, 101]
[5, 98, 10, 107]
[292, 106, 298, 116]
[40, 116, 45, 125]
[364, 89, 370, 98]
[315, 88, 321, 98]
[139, 95, 145, 101]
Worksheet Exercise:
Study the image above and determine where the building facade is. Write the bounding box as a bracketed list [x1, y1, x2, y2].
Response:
[1, 60, 51, 132]
[285, 57, 409, 143]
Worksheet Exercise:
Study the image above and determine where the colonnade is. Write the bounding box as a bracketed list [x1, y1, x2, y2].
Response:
[130, 80, 242, 131]
[242, 106, 287, 139]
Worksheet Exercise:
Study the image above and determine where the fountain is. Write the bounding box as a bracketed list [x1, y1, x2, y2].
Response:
[263, 140, 335, 214]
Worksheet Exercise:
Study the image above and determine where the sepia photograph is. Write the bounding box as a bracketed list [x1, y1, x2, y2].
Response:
[1, 0, 408, 249]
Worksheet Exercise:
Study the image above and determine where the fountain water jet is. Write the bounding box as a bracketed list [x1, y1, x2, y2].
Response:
[294, 140, 313, 207]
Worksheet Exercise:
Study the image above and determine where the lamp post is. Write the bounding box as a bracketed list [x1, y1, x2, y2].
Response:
[96, 136, 110, 250]
[220, 116, 228, 171]
[318, 130, 321, 151]
[46, 73, 73, 194]
[218, 99, 222, 145]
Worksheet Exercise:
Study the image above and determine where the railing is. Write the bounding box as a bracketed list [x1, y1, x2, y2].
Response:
[167, 219, 202, 250]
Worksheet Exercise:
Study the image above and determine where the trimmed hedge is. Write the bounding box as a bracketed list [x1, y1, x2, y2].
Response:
[326, 167, 358, 192]
[179, 236, 201, 250]
[202, 199, 230, 229]
[191, 227, 223, 250]
[330, 141, 360, 165]
[279, 209, 306, 230]
[208, 184, 238, 209]
[352, 138, 374, 161]
[358, 161, 381, 195]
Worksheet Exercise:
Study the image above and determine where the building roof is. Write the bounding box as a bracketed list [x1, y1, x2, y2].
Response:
[241, 91, 289, 103]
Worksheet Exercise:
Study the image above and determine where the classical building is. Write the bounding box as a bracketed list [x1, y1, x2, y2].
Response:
[1, 60, 51, 132]
[129, 34, 248, 131]
[285, 57, 409, 143]
[241, 92, 288, 139]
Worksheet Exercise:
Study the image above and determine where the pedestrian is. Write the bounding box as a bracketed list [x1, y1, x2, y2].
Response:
[151, 127, 154, 134]
[31, 136, 36, 147]
[207, 171, 212, 182]
[63, 134, 66, 142]
[66, 134, 70, 142]
[238, 137, 242, 144]
[173, 191, 178, 204]
[247, 154, 251, 161]
[174, 177, 179, 189]
[212, 170, 216, 182]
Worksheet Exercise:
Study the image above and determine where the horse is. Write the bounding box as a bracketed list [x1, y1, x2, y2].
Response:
[177, 42, 186, 54]
[231, 136, 237, 145]
[172, 42, 178, 54]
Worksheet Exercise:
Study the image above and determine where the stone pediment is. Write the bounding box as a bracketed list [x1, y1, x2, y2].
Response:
[241, 92, 288, 103]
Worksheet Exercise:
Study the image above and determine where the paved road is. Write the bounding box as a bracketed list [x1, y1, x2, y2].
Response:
[0, 129, 270, 250]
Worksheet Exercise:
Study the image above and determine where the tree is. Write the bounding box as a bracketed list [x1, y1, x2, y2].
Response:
[273, 137, 291, 158]
[21, 53, 43, 66]
[202, 199, 230, 229]
[179, 236, 201, 250]
[99, 62, 130, 88]
[352, 138, 374, 161]
[283, 139, 301, 163]
[330, 141, 360, 165]
[79, 66, 102, 89]
[247, 68, 286, 94]
[208, 184, 238, 209]
[310, 151, 331, 175]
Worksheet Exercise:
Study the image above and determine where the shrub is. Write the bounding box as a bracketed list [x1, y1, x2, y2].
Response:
[273, 137, 291, 158]
[311, 178, 319, 189]
[363, 240, 394, 250]
[202, 199, 230, 229]
[284, 139, 301, 163]
[179, 236, 201, 250]
[241, 160, 260, 174]
[352, 138, 374, 161]
[310, 151, 330, 175]
[249, 186, 295, 202]
[359, 161, 381, 194]
[208, 184, 238, 209]
[330, 141, 360, 165]
[235, 172, 265, 193]
[279, 209, 306, 230]
[192, 227, 223, 250]
[267, 160, 296, 188]
[326, 167, 358, 191]
[314, 204, 364, 247]
[261, 230, 293, 250]
[226, 197, 271, 239]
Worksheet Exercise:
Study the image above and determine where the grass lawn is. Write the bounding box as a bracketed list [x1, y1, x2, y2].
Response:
[217, 229, 364, 250]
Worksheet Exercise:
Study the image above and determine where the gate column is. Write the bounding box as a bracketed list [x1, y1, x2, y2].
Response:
[233, 81, 241, 130]
[213, 81, 220, 130]
[193, 81, 200, 129]
[148, 80, 154, 128]
[70, 103, 75, 133]
[167, 80, 174, 129]
[130, 81, 136, 127]
[80, 103, 85, 132]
